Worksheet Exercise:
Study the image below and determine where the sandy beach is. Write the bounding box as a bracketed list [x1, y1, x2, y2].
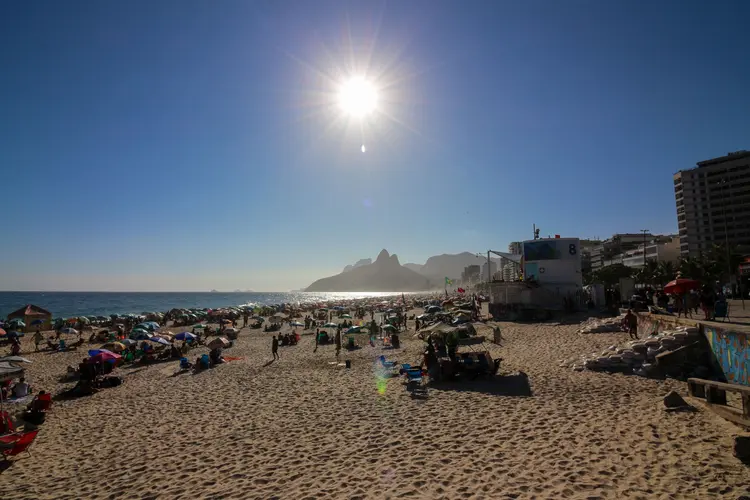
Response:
[1, 311, 748, 500]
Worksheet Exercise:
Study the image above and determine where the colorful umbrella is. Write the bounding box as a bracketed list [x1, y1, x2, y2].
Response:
[88, 351, 121, 364]
[290, 321, 304, 327]
[101, 342, 126, 353]
[664, 278, 700, 295]
[175, 332, 196, 341]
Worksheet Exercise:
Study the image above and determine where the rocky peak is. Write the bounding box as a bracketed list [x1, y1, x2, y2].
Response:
[375, 249, 391, 263]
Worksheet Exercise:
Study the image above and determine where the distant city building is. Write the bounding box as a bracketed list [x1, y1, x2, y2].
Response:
[590, 233, 655, 270]
[461, 265, 480, 283]
[620, 237, 680, 268]
[674, 150, 750, 257]
[508, 242, 522, 255]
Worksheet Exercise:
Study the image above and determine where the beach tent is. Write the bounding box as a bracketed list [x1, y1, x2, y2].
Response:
[7, 304, 52, 332]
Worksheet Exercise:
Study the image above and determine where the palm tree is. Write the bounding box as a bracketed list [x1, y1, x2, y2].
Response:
[655, 261, 676, 286]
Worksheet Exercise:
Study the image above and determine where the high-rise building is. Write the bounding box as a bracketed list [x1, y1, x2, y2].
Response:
[674, 150, 750, 257]
[508, 242, 522, 255]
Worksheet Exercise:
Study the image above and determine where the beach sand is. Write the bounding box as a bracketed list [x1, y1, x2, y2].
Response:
[2, 315, 748, 499]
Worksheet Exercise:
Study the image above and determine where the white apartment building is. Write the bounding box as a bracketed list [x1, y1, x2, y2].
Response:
[620, 238, 680, 268]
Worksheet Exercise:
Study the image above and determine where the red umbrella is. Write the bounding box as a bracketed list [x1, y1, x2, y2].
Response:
[664, 278, 700, 295]
[88, 351, 122, 364]
[0, 328, 6, 336]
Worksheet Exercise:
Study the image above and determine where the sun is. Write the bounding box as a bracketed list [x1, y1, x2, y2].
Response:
[337, 77, 378, 117]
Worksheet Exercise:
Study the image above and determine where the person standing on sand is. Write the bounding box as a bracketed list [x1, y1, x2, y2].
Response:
[622, 309, 639, 339]
[33, 328, 44, 352]
[272, 335, 279, 360]
[335, 330, 342, 359]
[314, 329, 319, 352]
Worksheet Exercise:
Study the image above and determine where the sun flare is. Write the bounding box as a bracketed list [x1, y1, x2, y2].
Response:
[337, 77, 378, 117]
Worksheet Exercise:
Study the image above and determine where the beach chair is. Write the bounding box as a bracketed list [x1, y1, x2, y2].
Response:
[0, 410, 14, 434]
[1, 430, 39, 461]
[713, 301, 730, 322]
[379, 355, 397, 369]
[400, 363, 425, 390]
[179, 357, 192, 370]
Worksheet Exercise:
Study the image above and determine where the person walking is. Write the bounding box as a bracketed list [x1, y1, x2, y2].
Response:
[272, 335, 279, 360]
[33, 328, 44, 352]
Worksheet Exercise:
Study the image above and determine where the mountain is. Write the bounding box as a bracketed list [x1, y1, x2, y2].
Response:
[403, 263, 424, 273]
[306, 250, 431, 292]
[418, 252, 487, 282]
[342, 258, 372, 273]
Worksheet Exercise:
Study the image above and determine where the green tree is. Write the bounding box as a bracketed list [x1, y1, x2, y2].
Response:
[591, 263, 633, 287]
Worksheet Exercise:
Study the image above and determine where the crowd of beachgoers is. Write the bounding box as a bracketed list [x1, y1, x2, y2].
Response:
[1, 292, 748, 500]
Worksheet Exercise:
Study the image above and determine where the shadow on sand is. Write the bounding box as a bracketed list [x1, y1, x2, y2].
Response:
[430, 371, 533, 397]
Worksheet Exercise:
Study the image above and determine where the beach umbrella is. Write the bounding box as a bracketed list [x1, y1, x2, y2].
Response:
[290, 321, 304, 327]
[346, 326, 367, 334]
[382, 324, 397, 333]
[208, 337, 230, 349]
[121, 339, 137, 346]
[7, 319, 25, 328]
[146, 337, 171, 346]
[0, 356, 32, 364]
[60, 327, 79, 335]
[175, 332, 196, 341]
[340, 314, 352, 319]
[5, 331, 23, 338]
[88, 351, 121, 364]
[101, 342, 126, 353]
[77, 316, 90, 324]
[88, 348, 117, 357]
[192, 324, 205, 330]
[0, 328, 6, 336]
[664, 278, 700, 295]
[322, 322, 338, 328]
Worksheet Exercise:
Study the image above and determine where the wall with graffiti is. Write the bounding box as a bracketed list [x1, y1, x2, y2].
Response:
[637, 313, 750, 387]
[704, 326, 750, 387]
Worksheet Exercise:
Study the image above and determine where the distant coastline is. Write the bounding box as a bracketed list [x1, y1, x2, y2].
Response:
[0, 290, 435, 319]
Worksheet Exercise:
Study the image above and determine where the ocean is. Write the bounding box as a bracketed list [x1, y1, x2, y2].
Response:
[0, 291, 407, 319]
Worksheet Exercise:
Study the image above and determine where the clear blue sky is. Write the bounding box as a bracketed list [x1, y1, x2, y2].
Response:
[1, 1, 748, 291]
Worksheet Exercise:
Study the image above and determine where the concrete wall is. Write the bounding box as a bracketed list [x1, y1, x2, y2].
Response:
[637, 313, 750, 387]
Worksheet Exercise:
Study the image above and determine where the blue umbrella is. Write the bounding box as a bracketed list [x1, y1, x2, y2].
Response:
[175, 332, 196, 341]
